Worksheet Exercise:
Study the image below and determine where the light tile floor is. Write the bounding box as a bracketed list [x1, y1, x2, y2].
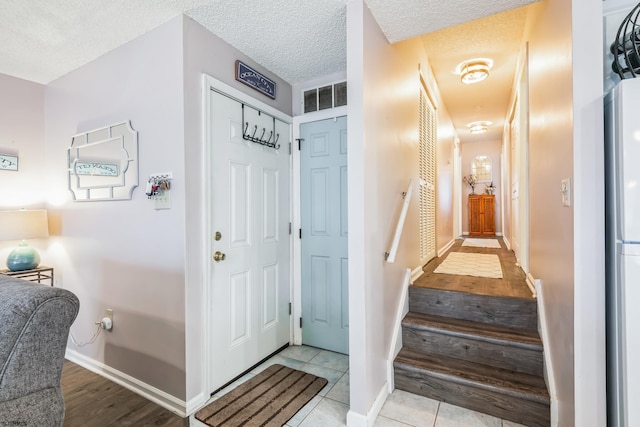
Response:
[191, 345, 526, 427]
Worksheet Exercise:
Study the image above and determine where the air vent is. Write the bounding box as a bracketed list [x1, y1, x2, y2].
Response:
[303, 81, 347, 113]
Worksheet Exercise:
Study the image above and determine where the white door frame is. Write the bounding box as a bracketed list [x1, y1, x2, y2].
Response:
[202, 74, 294, 396]
[291, 106, 348, 346]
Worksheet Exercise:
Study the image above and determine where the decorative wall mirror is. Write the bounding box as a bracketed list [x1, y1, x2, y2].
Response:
[67, 121, 138, 201]
[472, 155, 492, 183]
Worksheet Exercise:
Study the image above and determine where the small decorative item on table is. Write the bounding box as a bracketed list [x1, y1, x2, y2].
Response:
[463, 174, 478, 194]
[485, 181, 496, 195]
[0, 209, 49, 271]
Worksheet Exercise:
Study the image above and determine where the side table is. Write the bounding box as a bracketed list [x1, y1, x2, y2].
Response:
[0, 266, 54, 286]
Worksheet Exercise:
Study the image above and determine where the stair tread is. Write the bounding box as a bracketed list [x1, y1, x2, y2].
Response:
[395, 348, 549, 403]
[403, 311, 542, 349]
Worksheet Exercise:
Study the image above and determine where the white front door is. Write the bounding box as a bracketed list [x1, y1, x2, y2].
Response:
[300, 116, 348, 354]
[209, 90, 291, 391]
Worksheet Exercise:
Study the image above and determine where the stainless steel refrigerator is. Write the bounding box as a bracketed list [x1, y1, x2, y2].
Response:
[605, 77, 640, 427]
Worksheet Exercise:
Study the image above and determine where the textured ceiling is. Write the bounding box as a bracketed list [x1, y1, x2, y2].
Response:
[0, 0, 348, 85]
[421, 5, 532, 144]
[365, 0, 537, 43]
[0, 0, 536, 145]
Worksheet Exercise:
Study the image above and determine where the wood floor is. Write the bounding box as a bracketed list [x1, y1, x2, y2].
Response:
[61, 361, 187, 427]
[414, 237, 534, 299]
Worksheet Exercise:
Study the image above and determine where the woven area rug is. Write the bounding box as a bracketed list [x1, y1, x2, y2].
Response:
[461, 238, 502, 249]
[434, 252, 503, 279]
[195, 364, 328, 427]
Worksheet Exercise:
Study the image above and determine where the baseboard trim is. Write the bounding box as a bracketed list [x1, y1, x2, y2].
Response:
[462, 231, 469, 236]
[503, 238, 511, 250]
[437, 239, 455, 257]
[346, 382, 389, 427]
[410, 266, 423, 284]
[387, 269, 412, 393]
[525, 273, 537, 299]
[65, 349, 187, 417]
[534, 279, 559, 427]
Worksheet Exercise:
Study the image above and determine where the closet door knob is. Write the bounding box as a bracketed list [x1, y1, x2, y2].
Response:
[213, 251, 227, 262]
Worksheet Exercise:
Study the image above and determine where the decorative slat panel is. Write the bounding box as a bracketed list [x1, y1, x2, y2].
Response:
[419, 86, 436, 263]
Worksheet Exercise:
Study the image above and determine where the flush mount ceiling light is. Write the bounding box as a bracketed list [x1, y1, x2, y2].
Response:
[467, 121, 493, 134]
[456, 59, 493, 84]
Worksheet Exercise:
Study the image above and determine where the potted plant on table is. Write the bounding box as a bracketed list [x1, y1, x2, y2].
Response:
[463, 174, 478, 194]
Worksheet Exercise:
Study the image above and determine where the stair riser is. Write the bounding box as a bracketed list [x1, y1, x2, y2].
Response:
[394, 366, 550, 427]
[409, 288, 537, 330]
[402, 328, 544, 377]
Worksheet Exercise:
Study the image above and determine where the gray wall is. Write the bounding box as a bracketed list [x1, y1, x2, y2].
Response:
[44, 16, 187, 399]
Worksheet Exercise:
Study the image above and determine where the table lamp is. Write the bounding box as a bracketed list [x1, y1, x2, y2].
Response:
[0, 209, 49, 271]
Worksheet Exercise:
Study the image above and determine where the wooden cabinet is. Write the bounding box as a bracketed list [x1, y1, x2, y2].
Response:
[469, 194, 495, 236]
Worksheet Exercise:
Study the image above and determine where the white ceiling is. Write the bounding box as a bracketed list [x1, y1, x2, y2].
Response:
[0, 0, 537, 143]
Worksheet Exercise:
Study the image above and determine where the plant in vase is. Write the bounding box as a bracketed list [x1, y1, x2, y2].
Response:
[485, 181, 496, 195]
[463, 174, 478, 194]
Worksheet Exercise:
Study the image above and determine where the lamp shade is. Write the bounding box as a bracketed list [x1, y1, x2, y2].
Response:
[0, 210, 49, 271]
[0, 210, 49, 241]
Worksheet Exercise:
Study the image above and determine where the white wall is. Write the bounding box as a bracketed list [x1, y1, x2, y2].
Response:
[573, 0, 606, 425]
[44, 16, 187, 399]
[602, 0, 638, 93]
[181, 15, 292, 403]
[0, 74, 45, 208]
[0, 74, 46, 264]
[347, 0, 455, 421]
[460, 140, 502, 235]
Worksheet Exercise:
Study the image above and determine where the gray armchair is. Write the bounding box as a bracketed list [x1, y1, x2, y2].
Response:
[0, 275, 79, 426]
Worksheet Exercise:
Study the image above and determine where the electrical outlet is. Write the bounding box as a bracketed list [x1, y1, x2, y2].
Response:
[102, 309, 114, 331]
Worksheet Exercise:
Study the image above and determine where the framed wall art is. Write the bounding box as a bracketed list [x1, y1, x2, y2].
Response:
[0, 153, 18, 171]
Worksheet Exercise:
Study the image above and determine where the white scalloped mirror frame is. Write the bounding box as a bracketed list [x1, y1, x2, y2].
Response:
[67, 121, 139, 201]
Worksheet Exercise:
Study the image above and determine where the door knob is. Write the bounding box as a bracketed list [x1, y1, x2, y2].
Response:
[213, 251, 227, 262]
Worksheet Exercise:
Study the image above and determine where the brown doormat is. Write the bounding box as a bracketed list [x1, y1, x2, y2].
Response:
[195, 364, 328, 427]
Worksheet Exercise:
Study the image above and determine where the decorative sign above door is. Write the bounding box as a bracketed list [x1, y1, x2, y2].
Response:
[235, 60, 276, 99]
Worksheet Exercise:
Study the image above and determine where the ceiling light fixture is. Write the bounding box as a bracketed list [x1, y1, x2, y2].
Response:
[456, 59, 493, 85]
[466, 121, 493, 134]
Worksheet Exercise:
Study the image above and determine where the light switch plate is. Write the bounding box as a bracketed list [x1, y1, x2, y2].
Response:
[561, 178, 571, 207]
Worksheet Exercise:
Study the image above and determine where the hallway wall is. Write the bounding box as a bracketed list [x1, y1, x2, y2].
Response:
[524, 0, 606, 424]
[460, 139, 502, 235]
[526, 0, 575, 422]
[347, 1, 456, 421]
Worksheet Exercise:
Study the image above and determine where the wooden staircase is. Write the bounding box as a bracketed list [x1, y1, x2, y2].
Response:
[394, 286, 550, 427]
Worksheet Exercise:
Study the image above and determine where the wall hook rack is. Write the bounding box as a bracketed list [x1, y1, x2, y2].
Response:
[241, 104, 280, 149]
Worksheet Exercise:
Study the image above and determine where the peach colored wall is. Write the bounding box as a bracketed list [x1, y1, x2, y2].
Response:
[460, 140, 502, 235]
[526, 0, 584, 424]
[347, 1, 455, 419]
